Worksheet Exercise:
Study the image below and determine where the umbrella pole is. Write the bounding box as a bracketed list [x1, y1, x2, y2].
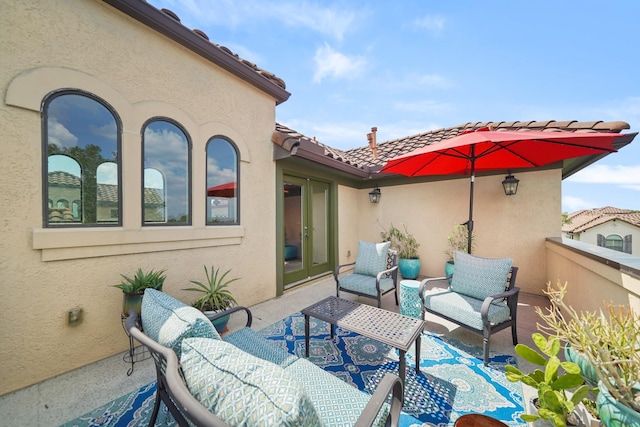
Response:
[467, 148, 475, 254]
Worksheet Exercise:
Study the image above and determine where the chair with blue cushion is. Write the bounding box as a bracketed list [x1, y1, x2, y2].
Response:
[418, 251, 519, 365]
[335, 241, 399, 308]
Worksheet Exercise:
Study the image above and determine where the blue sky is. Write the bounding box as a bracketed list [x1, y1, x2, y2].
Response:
[148, 0, 640, 212]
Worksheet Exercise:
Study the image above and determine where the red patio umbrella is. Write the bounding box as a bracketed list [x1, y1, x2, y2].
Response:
[207, 182, 236, 198]
[381, 127, 634, 253]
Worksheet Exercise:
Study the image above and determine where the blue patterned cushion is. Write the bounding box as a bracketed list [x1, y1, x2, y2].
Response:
[450, 251, 512, 301]
[423, 289, 512, 330]
[338, 274, 395, 297]
[141, 289, 220, 358]
[180, 338, 323, 427]
[224, 327, 298, 368]
[285, 358, 388, 427]
[354, 241, 391, 277]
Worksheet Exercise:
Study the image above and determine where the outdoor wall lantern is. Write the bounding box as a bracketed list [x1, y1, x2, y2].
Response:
[502, 173, 519, 196]
[369, 186, 381, 203]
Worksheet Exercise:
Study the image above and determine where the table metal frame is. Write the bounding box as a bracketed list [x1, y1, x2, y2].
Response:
[301, 296, 425, 387]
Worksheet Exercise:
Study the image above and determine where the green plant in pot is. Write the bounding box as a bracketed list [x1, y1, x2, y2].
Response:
[380, 223, 420, 279]
[443, 223, 475, 282]
[114, 268, 166, 316]
[506, 332, 590, 426]
[184, 265, 239, 333]
[536, 281, 640, 427]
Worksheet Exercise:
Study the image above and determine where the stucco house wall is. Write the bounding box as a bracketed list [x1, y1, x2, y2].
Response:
[572, 220, 639, 255]
[338, 169, 562, 295]
[1, 0, 280, 395]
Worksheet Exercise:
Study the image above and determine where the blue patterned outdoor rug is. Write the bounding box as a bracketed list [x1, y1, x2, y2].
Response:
[61, 312, 525, 426]
[259, 312, 525, 427]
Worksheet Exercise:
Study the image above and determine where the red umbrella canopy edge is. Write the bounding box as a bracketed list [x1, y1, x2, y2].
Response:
[380, 129, 626, 177]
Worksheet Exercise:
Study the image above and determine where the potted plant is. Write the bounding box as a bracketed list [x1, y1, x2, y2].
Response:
[506, 332, 590, 426]
[380, 223, 420, 279]
[114, 268, 166, 316]
[443, 223, 475, 281]
[183, 265, 239, 333]
[536, 281, 640, 427]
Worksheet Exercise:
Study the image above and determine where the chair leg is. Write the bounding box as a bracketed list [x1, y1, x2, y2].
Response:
[394, 287, 399, 305]
[148, 385, 162, 427]
[483, 337, 489, 366]
[511, 321, 518, 345]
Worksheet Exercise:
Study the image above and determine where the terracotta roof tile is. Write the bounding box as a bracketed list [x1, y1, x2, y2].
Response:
[563, 206, 640, 233]
[274, 120, 634, 174]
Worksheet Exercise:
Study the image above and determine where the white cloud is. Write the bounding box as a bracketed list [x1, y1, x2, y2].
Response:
[562, 195, 593, 212]
[417, 74, 454, 89]
[47, 117, 78, 149]
[150, 0, 357, 41]
[567, 164, 640, 186]
[313, 43, 366, 83]
[412, 15, 445, 34]
[394, 99, 453, 115]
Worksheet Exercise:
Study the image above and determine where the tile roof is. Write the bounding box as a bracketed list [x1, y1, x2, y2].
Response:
[103, 0, 290, 104]
[49, 171, 164, 205]
[563, 206, 640, 233]
[273, 120, 633, 176]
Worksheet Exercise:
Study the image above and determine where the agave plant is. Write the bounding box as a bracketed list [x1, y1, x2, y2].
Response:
[184, 265, 239, 312]
[113, 268, 166, 294]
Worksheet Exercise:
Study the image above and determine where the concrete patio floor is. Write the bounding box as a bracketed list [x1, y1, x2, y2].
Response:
[0, 274, 545, 426]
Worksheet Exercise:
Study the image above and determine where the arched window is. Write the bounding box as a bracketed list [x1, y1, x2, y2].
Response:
[605, 234, 624, 252]
[206, 137, 239, 225]
[44, 92, 120, 226]
[143, 119, 191, 225]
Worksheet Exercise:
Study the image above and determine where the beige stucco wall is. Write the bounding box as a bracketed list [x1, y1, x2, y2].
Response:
[1, 0, 279, 395]
[571, 220, 640, 256]
[545, 240, 640, 313]
[338, 169, 562, 295]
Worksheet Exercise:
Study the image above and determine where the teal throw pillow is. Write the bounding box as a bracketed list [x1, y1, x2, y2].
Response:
[141, 289, 220, 358]
[354, 241, 391, 277]
[450, 251, 512, 301]
[180, 338, 323, 427]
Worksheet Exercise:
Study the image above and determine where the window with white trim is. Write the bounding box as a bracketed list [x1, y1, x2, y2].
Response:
[206, 136, 239, 225]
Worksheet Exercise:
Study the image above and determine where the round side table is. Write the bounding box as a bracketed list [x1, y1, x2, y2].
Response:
[399, 279, 422, 319]
[454, 414, 508, 427]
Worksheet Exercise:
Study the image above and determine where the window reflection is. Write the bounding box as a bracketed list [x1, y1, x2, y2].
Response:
[206, 137, 238, 225]
[45, 93, 119, 226]
[143, 120, 190, 224]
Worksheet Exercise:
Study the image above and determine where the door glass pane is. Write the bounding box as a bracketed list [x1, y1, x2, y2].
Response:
[284, 181, 303, 274]
[311, 184, 328, 265]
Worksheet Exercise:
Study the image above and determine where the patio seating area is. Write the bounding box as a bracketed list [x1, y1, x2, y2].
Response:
[0, 274, 546, 426]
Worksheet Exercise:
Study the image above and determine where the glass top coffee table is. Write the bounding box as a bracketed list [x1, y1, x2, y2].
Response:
[301, 296, 425, 387]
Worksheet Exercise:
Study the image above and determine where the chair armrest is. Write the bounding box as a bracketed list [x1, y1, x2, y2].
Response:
[205, 306, 253, 328]
[334, 262, 356, 280]
[480, 287, 520, 321]
[125, 311, 230, 426]
[418, 276, 448, 304]
[354, 373, 404, 427]
[375, 265, 398, 282]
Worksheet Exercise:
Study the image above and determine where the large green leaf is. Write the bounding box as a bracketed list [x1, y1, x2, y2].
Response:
[515, 343, 547, 365]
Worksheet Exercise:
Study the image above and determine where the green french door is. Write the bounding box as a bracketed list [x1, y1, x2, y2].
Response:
[283, 176, 331, 287]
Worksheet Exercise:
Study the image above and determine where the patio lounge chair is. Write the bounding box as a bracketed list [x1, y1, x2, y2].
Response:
[335, 241, 399, 308]
[125, 289, 404, 426]
[418, 251, 519, 365]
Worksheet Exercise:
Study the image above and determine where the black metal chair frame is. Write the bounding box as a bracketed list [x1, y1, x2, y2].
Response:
[124, 306, 404, 426]
[335, 249, 399, 308]
[418, 266, 519, 365]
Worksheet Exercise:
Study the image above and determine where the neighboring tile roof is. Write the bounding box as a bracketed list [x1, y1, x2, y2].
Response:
[103, 0, 290, 104]
[49, 171, 164, 205]
[273, 120, 633, 175]
[563, 206, 640, 233]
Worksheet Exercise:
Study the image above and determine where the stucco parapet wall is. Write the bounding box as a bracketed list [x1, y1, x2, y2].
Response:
[546, 237, 640, 280]
[33, 226, 244, 261]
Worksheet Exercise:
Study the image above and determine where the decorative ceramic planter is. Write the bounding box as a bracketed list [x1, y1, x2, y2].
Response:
[205, 311, 231, 333]
[596, 380, 640, 427]
[444, 261, 455, 284]
[564, 344, 599, 387]
[398, 258, 420, 279]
